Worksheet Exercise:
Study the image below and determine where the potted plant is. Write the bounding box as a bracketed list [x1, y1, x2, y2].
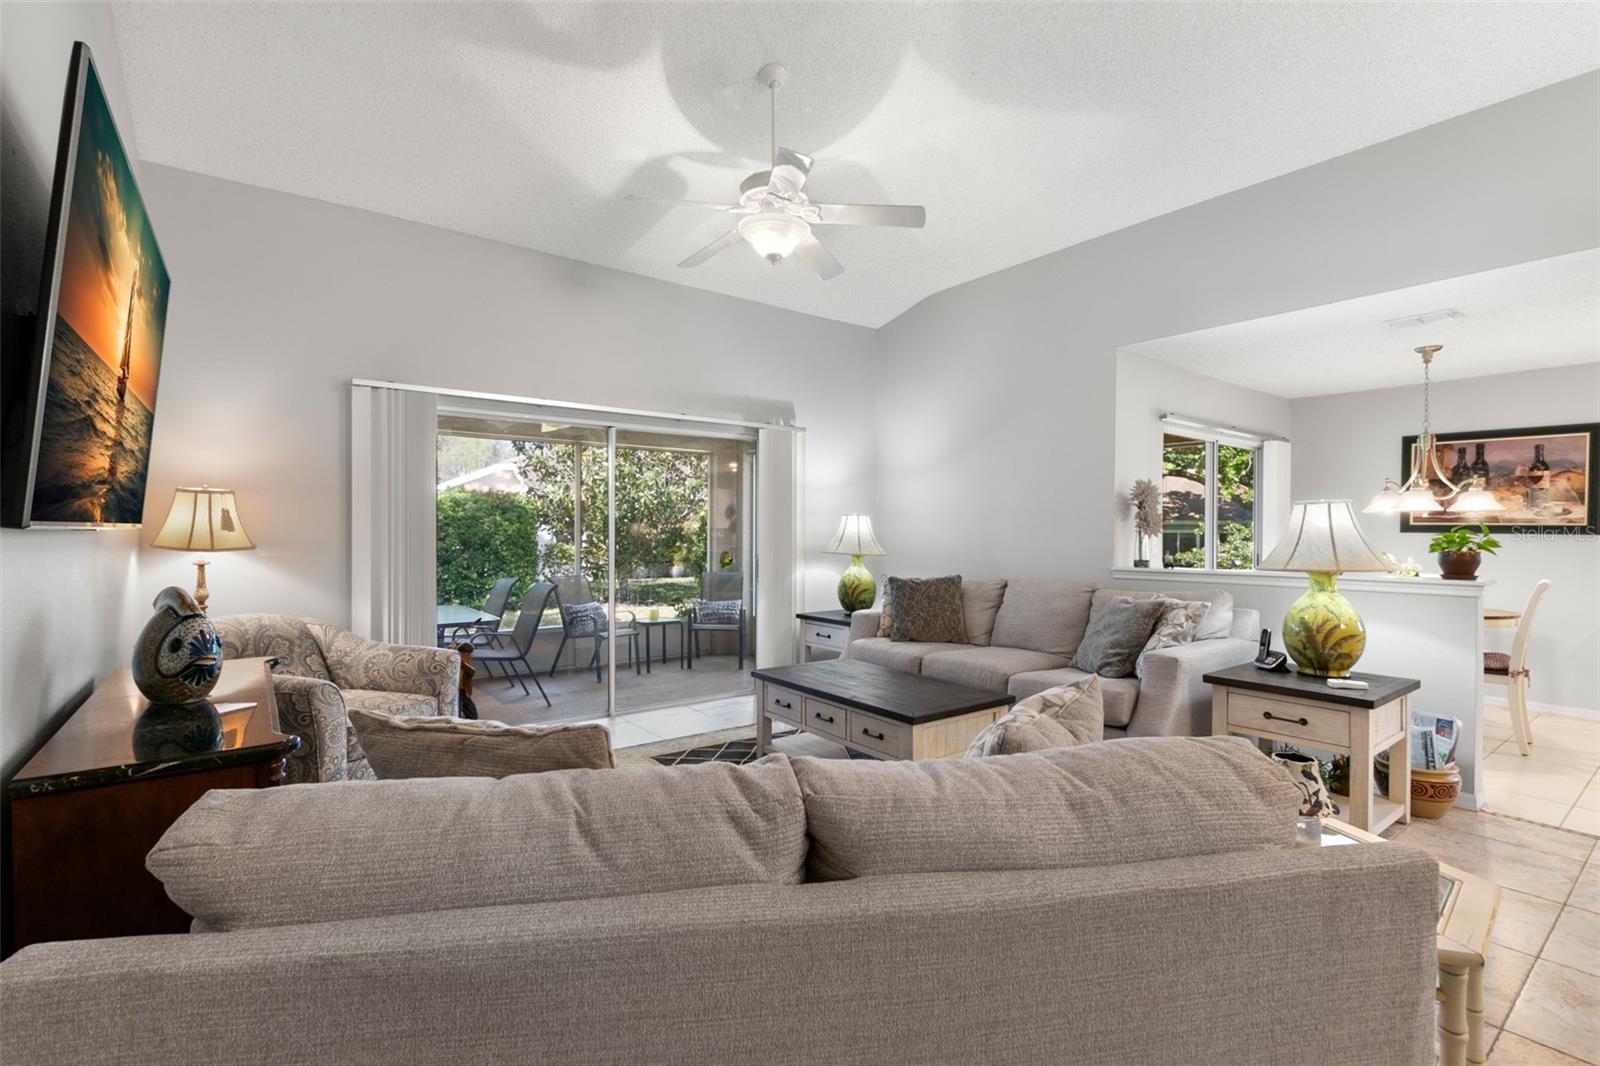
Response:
[1427, 524, 1502, 580]
[1129, 479, 1161, 568]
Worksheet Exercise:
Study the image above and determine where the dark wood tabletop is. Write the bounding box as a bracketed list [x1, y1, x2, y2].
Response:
[753, 658, 1013, 724]
[1203, 662, 1421, 709]
[795, 608, 855, 626]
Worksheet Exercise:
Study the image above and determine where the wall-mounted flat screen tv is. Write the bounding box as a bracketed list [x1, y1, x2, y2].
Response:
[2, 42, 168, 529]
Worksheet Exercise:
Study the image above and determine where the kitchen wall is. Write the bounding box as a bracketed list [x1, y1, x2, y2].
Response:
[1292, 363, 1600, 712]
[0, 2, 148, 774]
[874, 73, 1599, 582]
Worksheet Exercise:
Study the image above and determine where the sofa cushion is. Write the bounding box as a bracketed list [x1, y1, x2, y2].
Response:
[1008, 668, 1140, 727]
[348, 710, 613, 779]
[792, 736, 1300, 881]
[213, 614, 331, 681]
[846, 637, 969, 674]
[989, 580, 1098, 658]
[887, 575, 967, 644]
[960, 579, 1008, 647]
[921, 646, 1070, 692]
[965, 676, 1104, 756]
[1073, 596, 1169, 678]
[1093, 587, 1236, 642]
[147, 755, 807, 932]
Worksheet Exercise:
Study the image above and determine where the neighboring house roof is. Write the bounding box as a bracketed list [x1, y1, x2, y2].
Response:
[437, 461, 526, 494]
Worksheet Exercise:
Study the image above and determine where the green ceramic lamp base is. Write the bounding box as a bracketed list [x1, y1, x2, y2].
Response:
[1282, 571, 1367, 678]
[836, 555, 877, 613]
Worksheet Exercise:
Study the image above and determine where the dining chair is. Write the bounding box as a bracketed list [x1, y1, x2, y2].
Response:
[1485, 579, 1550, 757]
[474, 582, 554, 706]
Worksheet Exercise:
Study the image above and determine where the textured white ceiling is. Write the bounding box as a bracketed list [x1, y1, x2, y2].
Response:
[1125, 250, 1600, 398]
[111, 2, 1599, 327]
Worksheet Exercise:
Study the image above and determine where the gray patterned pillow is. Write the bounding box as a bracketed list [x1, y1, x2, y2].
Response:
[1135, 598, 1209, 679]
[561, 601, 608, 636]
[696, 599, 742, 625]
[1072, 596, 1170, 678]
[348, 709, 615, 779]
[876, 581, 894, 636]
[887, 575, 967, 644]
[965, 675, 1104, 757]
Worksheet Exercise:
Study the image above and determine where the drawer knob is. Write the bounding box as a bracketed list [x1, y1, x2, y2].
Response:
[774, 698, 792, 710]
[1262, 711, 1310, 727]
[861, 728, 886, 741]
[813, 711, 835, 724]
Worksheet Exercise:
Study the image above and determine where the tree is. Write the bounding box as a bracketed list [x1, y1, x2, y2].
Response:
[435, 489, 542, 608]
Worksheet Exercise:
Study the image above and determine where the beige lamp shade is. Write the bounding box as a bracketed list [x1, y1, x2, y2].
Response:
[823, 514, 886, 557]
[1259, 499, 1390, 573]
[151, 487, 256, 552]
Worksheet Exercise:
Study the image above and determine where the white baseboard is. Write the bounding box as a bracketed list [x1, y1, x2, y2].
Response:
[1484, 697, 1600, 723]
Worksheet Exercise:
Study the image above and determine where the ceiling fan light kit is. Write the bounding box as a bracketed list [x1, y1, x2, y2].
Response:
[629, 62, 926, 281]
[1363, 344, 1505, 518]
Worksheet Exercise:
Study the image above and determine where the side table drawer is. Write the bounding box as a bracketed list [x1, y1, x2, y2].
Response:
[848, 708, 911, 759]
[764, 684, 803, 727]
[1227, 691, 1350, 748]
[804, 624, 845, 651]
[802, 697, 848, 741]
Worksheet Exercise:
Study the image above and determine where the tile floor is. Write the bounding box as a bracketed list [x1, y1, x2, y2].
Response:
[1481, 704, 1600, 835]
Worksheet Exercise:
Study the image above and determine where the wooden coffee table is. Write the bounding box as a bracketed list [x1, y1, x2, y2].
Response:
[1310, 818, 1499, 1066]
[751, 659, 1014, 761]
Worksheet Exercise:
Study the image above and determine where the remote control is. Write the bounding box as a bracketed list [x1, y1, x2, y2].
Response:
[1326, 678, 1369, 690]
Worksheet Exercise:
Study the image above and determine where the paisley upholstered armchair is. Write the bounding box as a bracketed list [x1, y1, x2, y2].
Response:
[213, 615, 460, 783]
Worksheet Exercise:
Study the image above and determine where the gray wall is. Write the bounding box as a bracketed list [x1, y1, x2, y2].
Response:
[874, 73, 1599, 581]
[0, 2, 147, 774]
[1292, 363, 1600, 713]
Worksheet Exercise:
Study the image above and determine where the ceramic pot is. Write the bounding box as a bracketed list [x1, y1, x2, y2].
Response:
[1410, 765, 1462, 819]
[1272, 751, 1340, 820]
[132, 586, 223, 706]
[1437, 550, 1482, 581]
[836, 554, 877, 612]
[1281, 571, 1366, 678]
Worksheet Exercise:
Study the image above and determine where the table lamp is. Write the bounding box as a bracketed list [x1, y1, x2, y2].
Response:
[1258, 499, 1391, 677]
[823, 514, 886, 612]
[150, 486, 256, 613]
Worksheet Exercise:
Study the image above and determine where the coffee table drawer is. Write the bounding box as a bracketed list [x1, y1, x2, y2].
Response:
[764, 684, 803, 727]
[848, 708, 911, 759]
[1227, 691, 1350, 748]
[802, 697, 848, 741]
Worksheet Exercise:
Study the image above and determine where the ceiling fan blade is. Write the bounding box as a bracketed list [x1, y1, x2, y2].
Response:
[810, 203, 927, 228]
[792, 233, 844, 281]
[624, 194, 746, 212]
[677, 228, 744, 269]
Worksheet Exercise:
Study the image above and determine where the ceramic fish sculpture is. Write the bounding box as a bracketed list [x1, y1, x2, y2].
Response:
[132, 586, 222, 705]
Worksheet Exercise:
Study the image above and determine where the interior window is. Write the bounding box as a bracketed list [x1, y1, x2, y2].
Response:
[1161, 431, 1260, 570]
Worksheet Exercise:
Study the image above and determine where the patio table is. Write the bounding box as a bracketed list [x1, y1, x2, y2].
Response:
[638, 616, 686, 673]
[436, 604, 498, 646]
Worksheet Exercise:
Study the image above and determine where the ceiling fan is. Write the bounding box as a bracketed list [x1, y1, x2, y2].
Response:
[627, 63, 926, 281]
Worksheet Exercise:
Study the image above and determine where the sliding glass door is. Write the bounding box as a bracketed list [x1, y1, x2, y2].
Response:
[434, 406, 757, 725]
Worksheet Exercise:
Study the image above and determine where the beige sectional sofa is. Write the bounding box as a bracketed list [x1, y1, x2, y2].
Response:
[847, 580, 1259, 737]
[0, 737, 1438, 1064]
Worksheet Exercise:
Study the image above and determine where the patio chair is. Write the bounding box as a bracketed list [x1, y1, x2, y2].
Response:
[473, 582, 553, 706]
[687, 570, 747, 671]
[469, 576, 516, 647]
[547, 574, 641, 684]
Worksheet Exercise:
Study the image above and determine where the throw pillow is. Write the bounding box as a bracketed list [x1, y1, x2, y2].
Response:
[695, 599, 742, 625]
[964, 675, 1105, 757]
[1072, 596, 1170, 678]
[348, 707, 615, 779]
[876, 581, 894, 637]
[887, 575, 967, 644]
[959, 579, 1008, 647]
[1134, 598, 1210, 680]
[561, 601, 608, 637]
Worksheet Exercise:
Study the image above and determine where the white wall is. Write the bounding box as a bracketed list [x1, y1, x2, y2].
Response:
[0, 2, 150, 774]
[1112, 349, 1292, 565]
[131, 164, 880, 638]
[875, 73, 1599, 581]
[1292, 363, 1600, 712]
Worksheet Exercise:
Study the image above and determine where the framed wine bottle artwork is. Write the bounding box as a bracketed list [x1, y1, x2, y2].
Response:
[1398, 422, 1597, 534]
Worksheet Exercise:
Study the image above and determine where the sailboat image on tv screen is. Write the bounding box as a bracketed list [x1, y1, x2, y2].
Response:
[27, 44, 168, 527]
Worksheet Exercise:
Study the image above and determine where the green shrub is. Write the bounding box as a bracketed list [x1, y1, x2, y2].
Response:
[435, 490, 542, 609]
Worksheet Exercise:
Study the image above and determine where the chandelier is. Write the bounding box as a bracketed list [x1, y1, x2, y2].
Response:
[1364, 345, 1503, 516]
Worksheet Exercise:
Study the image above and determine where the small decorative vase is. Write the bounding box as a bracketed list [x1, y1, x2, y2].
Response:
[1437, 550, 1482, 581]
[1410, 765, 1462, 819]
[1272, 751, 1341, 820]
[836, 554, 876, 613]
[132, 586, 223, 706]
[1282, 571, 1366, 678]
